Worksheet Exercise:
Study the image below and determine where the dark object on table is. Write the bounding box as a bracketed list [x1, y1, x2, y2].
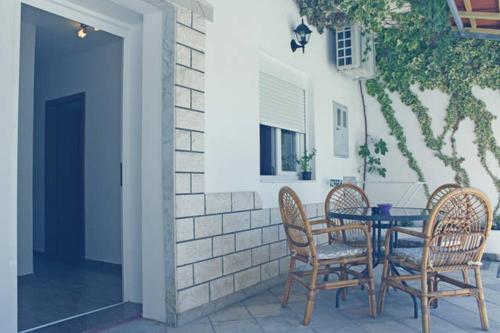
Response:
[377, 203, 392, 215]
[301, 171, 312, 180]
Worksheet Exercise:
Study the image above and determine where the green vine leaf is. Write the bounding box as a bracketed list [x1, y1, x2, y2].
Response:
[295, 0, 500, 219]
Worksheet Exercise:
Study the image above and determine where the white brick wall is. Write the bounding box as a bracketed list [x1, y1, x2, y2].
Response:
[205, 193, 232, 214]
[223, 250, 251, 274]
[194, 215, 222, 238]
[213, 234, 235, 256]
[223, 211, 250, 233]
[173, 8, 323, 315]
[193, 258, 222, 284]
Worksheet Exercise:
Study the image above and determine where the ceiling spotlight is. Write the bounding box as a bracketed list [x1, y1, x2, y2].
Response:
[77, 24, 88, 39]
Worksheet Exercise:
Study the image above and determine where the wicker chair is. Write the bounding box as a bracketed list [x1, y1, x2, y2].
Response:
[378, 188, 493, 333]
[324, 183, 371, 247]
[279, 186, 376, 325]
[427, 183, 462, 210]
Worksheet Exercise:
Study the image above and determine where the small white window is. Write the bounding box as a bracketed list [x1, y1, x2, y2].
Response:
[336, 26, 353, 67]
[334, 102, 349, 158]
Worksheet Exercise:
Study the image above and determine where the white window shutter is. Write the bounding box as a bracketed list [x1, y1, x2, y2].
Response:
[259, 72, 306, 134]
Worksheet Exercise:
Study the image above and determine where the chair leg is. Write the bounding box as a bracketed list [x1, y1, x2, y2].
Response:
[430, 276, 439, 309]
[341, 265, 348, 300]
[303, 264, 319, 325]
[421, 272, 430, 333]
[474, 266, 489, 331]
[367, 259, 377, 318]
[377, 255, 390, 314]
[324, 237, 333, 282]
[281, 257, 296, 307]
[462, 269, 470, 284]
[323, 265, 330, 282]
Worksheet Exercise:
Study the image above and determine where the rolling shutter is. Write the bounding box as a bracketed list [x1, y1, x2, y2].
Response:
[259, 72, 306, 134]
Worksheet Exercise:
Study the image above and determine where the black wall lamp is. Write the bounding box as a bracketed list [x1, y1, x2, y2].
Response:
[290, 18, 312, 53]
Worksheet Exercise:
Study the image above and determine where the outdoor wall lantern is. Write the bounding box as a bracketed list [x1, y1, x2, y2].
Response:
[291, 18, 312, 53]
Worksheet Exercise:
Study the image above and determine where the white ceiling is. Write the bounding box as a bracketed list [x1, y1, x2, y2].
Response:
[22, 4, 122, 64]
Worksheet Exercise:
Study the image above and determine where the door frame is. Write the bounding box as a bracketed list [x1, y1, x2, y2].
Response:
[0, 0, 175, 331]
[44, 92, 86, 261]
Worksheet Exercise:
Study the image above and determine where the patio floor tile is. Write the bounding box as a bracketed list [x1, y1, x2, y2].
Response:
[211, 319, 263, 333]
[100, 262, 499, 333]
[209, 304, 252, 322]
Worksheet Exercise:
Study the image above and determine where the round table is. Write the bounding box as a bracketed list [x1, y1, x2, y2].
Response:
[328, 206, 430, 318]
[328, 207, 430, 264]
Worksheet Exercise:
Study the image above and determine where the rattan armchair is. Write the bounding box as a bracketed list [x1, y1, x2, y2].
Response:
[324, 183, 371, 247]
[279, 186, 376, 325]
[427, 183, 462, 210]
[378, 188, 493, 333]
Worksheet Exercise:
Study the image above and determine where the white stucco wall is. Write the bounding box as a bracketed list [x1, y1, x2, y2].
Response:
[33, 40, 123, 264]
[364, 85, 500, 208]
[205, 0, 366, 208]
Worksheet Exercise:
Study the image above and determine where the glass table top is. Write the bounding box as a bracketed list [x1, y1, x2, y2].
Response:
[328, 207, 430, 221]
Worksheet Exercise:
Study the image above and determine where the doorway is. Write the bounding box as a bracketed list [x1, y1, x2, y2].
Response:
[45, 93, 85, 261]
[1, 0, 172, 330]
[17, 4, 126, 331]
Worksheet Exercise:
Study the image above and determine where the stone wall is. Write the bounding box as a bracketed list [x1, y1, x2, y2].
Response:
[172, 7, 325, 322]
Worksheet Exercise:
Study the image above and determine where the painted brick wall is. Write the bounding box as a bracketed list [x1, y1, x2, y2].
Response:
[173, 7, 326, 316]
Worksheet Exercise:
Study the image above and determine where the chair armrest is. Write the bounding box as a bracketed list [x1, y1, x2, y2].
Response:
[307, 219, 329, 226]
[311, 223, 369, 236]
[388, 226, 425, 239]
[382, 226, 426, 257]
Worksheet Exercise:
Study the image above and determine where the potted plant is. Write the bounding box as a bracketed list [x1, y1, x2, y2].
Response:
[296, 149, 316, 180]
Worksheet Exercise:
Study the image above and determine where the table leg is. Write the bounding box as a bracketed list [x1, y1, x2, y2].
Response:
[390, 263, 419, 319]
[388, 221, 394, 253]
[372, 222, 377, 264]
[377, 220, 382, 264]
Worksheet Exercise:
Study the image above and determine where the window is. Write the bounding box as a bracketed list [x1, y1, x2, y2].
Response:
[334, 103, 349, 158]
[281, 129, 296, 172]
[259, 54, 309, 179]
[259, 125, 304, 176]
[260, 125, 275, 175]
[336, 26, 353, 67]
[335, 24, 377, 79]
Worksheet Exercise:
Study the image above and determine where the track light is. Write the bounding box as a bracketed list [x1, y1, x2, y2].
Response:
[77, 24, 88, 39]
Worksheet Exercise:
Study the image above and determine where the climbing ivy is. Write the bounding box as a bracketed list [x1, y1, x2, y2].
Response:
[295, 0, 500, 215]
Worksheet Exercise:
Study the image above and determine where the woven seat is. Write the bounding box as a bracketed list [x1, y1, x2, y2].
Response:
[393, 247, 426, 265]
[316, 243, 366, 260]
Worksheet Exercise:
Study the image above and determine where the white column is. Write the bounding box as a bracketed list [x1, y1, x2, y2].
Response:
[18, 21, 36, 276]
[0, 0, 21, 331]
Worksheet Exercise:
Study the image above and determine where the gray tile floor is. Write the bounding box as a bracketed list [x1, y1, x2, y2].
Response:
[19, 254, 122, 331]
[101, 262, 500, 333]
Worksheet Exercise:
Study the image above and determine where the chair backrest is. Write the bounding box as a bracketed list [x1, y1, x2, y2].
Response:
[426, 183, 461, 210]
[423, 188, 493, 269]
[279, 186, 316, 260]
[324, 184, 370, 243]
